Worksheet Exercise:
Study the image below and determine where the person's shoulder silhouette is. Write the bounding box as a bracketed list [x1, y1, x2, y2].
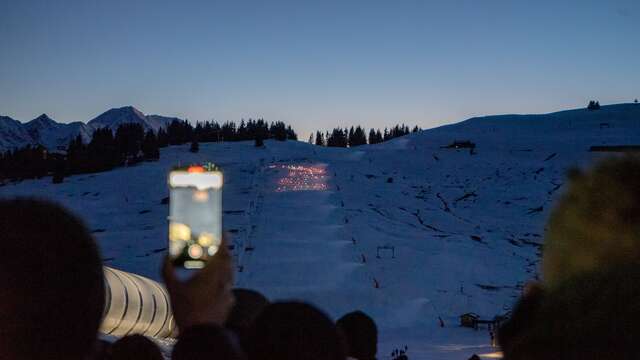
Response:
[0, 198, 105, 360]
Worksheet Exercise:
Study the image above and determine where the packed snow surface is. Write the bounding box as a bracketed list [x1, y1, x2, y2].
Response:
[2, 103, 640, 359]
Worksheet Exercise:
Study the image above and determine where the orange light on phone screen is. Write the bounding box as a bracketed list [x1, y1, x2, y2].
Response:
[187, 165, 205, 173]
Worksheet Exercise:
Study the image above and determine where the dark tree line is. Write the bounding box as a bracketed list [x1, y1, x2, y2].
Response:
[65, 124, 160, 175]
[313, 124, 420, 147]
[0, 145, 52, 182]
[0, 123, 163, 183]
[189, 119, 297, 143]
[1, 118, 297, 183]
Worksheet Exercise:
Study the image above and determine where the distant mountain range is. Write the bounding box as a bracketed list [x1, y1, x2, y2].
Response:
[0, 106, 183, 151]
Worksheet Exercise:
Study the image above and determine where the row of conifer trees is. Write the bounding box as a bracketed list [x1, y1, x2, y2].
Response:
[311, 124, 420, 147]
[0, 119, 297, 183]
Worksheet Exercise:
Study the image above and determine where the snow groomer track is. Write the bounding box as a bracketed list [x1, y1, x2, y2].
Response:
[101, 267, 175, 338]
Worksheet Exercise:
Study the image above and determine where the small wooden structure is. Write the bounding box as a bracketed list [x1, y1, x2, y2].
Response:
[460, 311, 511, 331]
[376, 245, 395, 259]
[442, 140, 476, 150]
[460, 312, 480, 329]
[589, 145, 640, 153]
[492, 311, 511, 329]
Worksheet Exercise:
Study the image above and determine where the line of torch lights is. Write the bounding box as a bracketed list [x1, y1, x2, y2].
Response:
[268, 164, 328, 192]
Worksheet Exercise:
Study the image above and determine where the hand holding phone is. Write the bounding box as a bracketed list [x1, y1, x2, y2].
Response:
[162, 235, 235, 330]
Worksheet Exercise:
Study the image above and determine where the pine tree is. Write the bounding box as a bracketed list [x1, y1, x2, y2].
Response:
[255, 135, 264, 147]
[270, 121, 288, 141]
[221, 121, 236, 141]
[189, 139, 199, 153]
[67, 134, 89, 174]
[315, 131, 325, 146]
[348, 126, 355, 147]
[349, 126, 366, 146]
[142, 130, 160, 160]
[157, 128, 169, 147]
[88, 127, 118, 171]
[114, 123, 144, 159]
[52, 158, 65, 184]
[238, 120, 248, 140]
[286, 125, 297, 140]
[168, 120, 193, 145]
[327, 128, 348, 147]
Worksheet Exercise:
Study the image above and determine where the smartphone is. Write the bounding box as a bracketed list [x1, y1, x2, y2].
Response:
[168, 163, 223, 269]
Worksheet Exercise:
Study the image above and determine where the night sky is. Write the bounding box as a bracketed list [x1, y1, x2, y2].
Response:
[1, 0, 639, 137]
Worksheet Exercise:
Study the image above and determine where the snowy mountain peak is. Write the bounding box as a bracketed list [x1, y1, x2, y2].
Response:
[0, 115, 15, 125]
[0, 106, 184, 151]
[87, 106, 177, 133]
[145, 114, 182, 131]
[0, 116, 36, 151]
[34, 113, 53, 121]
[88, 106, 148, 129]
[27, 114, 57, 129]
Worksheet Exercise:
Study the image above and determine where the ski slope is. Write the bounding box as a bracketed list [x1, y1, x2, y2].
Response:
[2, 103, 640, 359]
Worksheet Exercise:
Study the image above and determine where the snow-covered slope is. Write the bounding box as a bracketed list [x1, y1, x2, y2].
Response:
[146, 115, 183, 130]
[25, 114, 92, 150]
[393, 103, 640, 152]
[2, 103, 640, 359]
[0, 115, 36, 150]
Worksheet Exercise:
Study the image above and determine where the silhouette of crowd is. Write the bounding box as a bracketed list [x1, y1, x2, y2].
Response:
[2, 155, 640, 359]
[0, 198, 377, 360]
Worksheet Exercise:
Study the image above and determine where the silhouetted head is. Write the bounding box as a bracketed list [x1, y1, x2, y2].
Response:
[499, 264, 640, 360]
[111, 334, 163, 360]
[172, 325, 244, 360]
[497, 283, 546, 358]
[225, 288, 270, 348]
[543, 155, 640, 288]
[336, 310, 377, 360]
[246, 301, 345, 360]
[0, 198, 105, 360]
[87, 339, 113, 360]
[499, 156, 640, 359]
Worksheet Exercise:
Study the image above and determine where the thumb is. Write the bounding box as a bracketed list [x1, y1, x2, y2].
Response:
[162, 256, 180, 293]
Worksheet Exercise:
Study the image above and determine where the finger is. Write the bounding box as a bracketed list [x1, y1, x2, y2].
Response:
[161, 256, 179, 291]
[191, 238, 233, 288]
[523, 281, 543, 297]
[202, 233, 232, 275]
[185, 232, 232, 283]
[213, 240, 234, 283]
[216, 286, 236, 323]
[222, 288, 236, 315]
[218, 232, 231, 259]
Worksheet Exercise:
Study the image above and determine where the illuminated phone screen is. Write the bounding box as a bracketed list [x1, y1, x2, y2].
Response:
[168, 165, 223, 269]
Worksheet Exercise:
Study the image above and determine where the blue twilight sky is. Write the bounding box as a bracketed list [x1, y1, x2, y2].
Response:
[1, 0, 639, 138]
